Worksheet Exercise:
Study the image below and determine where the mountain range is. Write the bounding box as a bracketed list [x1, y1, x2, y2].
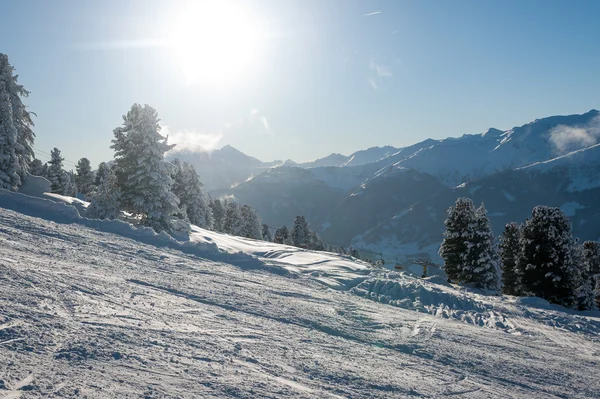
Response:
[169, 109, 600, 262]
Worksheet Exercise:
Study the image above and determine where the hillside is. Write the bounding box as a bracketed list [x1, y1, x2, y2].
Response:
[1, 190, 599, 398]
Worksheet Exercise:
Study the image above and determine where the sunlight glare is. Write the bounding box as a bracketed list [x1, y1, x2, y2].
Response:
[168, 1, 264, 86]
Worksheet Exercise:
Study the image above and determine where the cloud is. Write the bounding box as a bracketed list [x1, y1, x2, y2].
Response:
[549, 116, 600, 154]
[363, 11, 382, 17]
[249, 108, 272, 134]
[162, 125, 223, 153]
[260, 116, 270, 130]
[74, 38, 168, 51]
[367, 58, 392, 90]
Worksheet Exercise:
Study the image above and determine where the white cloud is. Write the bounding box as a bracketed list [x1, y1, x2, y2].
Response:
[549, 116, 600, 154]
[260, 116, 270, 130]
[367, 58, 392, 90]
[162, 125, 223, 153]
[363, 11, 382, 17]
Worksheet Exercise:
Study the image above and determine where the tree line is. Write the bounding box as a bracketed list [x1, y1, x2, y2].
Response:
[439, 198, 600, 310]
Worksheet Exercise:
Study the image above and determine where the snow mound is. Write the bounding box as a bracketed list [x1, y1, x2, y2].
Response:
[352, 273, 517, 332]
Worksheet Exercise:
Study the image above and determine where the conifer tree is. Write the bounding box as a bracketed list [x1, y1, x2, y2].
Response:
[86, 169, 121, 220]
[500, 222, 521, 295]
[47, 147, 65, 194]
[516, 206, 578, 307]
[111, 104, 179, 232]
[291, 215, 310, 248]
[75, 157, 95, 197]
[262, 223, 273, 242]
[171, 159, 213, 229]
[439, 198, 476, 282]
[29, 158, 45, 177]
[463, 204, 500, 289]
[210, 198, 226, 232]
[95, 162, 110, 187]
[576, 241, 600, 310]
[223, 201, 243, 235]
[0, 80, 20, 190]
[0, 53, 35, 184]
[274, 225, 291, 244]
[240, 204, 262, 239]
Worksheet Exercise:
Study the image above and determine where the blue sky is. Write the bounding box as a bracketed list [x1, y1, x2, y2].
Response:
[2, 0, 600, 167]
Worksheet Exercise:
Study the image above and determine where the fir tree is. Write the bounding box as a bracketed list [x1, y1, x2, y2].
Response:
[171, 159, 213, 229]
[576, 241, 600, 310]
[516, 206, 578, 307]
[291, 215, 310, 248]
[500, 222, 521, 295]
[0, 53, 35, 183]
[0, 79, 20, 190]
[75, 157, 95, 197]
[111, 104, 179, 232]
[462, 204, 500, 289]
[47, 147, 65, 194]
[439, 198, 476, 283]
[86, 169, 121, 220]
[223, 201, 243, 235]
[240, 205, 262, 239]
[274, 225, 290, 245]
[209, 198, 226, 232]
[95, 162, 110, 187]
[262, 223, 273, 242]
[29, 158, 45, 177]
[349, 246, 361, 259]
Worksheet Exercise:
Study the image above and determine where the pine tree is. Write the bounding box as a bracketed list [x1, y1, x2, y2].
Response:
[500, 222, 521, 295]
[439, 198, 476, 283]
[209, 198, 226, 232]
[61, 170, 76, 196]
[462, 204, 500, 289]
[171, 159, 213, 229]
[516, 206, 578, 307]
[47, 148, 65, 194]
[240, 205, 262, 239]
[291, 216, 310, 248]
[29, 158, 45, 177]
[576, 241, 600, 310]
[111, 104, 179, 232]
[274, 225, 290, 245]
[223, 201, 243, 235]
[262, 224, 273, 242]
[349, 246, 361, 259]
[75, 157, 95, 197]
[0, 79, 20, 190]
[95, 162, 110, 187]
[0, 54, 35, 183]
[86, 169, 121, 220]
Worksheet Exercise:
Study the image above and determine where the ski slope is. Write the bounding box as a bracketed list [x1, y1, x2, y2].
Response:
[0, 190, 599, 398]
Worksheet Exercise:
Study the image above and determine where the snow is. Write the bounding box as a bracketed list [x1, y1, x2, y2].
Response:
[1, 189, 599, 398]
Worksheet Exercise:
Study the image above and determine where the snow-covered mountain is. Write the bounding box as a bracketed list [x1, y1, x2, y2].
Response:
[195, 110, 600, 260]
[1, 189, 599, 398]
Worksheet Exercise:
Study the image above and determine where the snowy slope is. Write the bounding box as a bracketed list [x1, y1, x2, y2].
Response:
[1, 191, 599, 398]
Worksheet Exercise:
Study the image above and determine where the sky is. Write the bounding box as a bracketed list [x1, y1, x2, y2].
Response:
[2, 0, 600, 167]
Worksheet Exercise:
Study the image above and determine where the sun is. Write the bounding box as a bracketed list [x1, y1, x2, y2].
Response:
[168, 1, 264, 86]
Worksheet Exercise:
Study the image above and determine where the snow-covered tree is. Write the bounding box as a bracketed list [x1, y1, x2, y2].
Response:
[75, 157, 95, 197]
[29, 158, 46, 177]
[111, 104, 179, 232]
[575, 241, 600, 310]
[291, 216, 310, 248]
[62, 170, 76, 196]
[500, 222, 521, 295]
[47, 148, 66, 194]
[262, 223, 273, 242]
[209, 198, 226, 232]
[516, 206, 578, 307]
[239, 205, 262, 239]
[95, 161, 110, 187]
[0, 80, 20, 190]
[274, 225, 291, 245]
[349, 246, 361, 259]
[0, 53, 35, 184]
[462, 204, 500, 289]
[439, 198, 476, 283]
[86, 169, 121, 220]
[223, 201, 243, 235]
[171, 159, 213, 229]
